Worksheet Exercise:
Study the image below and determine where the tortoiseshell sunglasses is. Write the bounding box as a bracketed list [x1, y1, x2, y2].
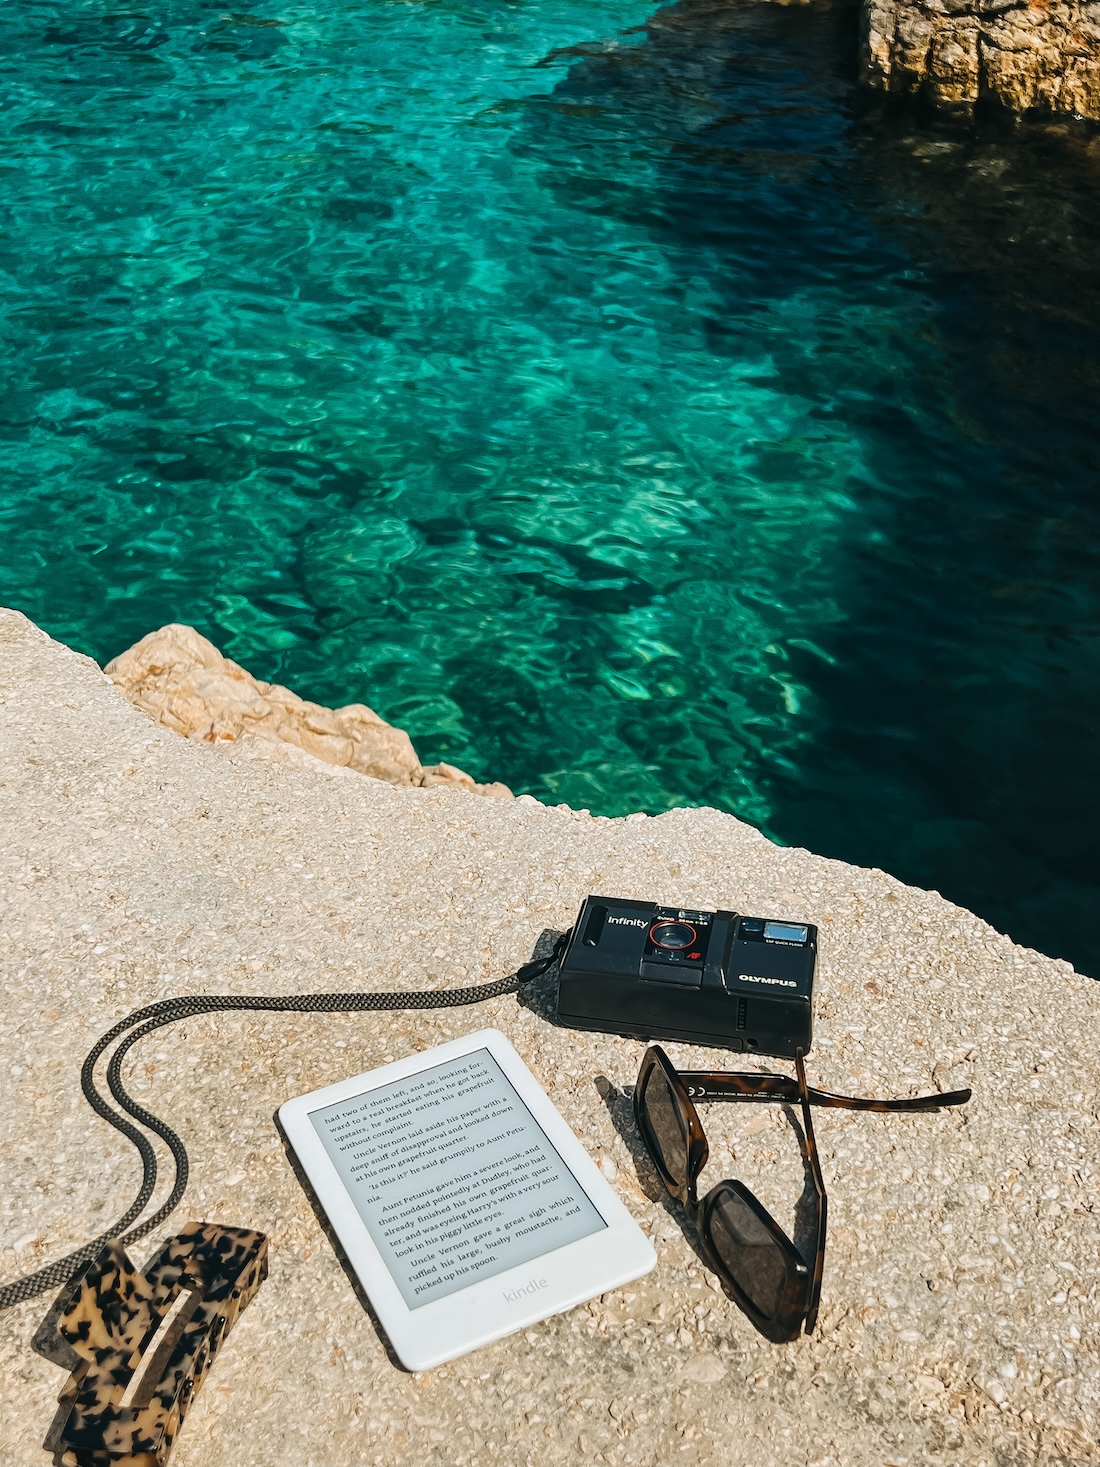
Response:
[633, 1044, 971, 1343]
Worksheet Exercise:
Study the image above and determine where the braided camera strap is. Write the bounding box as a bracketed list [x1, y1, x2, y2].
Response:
[0, 941, 564, 1313]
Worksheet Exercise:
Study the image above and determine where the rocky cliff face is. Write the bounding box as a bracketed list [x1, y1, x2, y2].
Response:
[863, 0, 1100, 117]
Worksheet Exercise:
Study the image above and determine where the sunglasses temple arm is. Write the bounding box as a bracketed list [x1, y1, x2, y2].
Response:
[796, 1052, 828, 1336]
[677, 1073, 972, 1112]
[804, 1086, 972, 1111]
[809, 1091, 973, 1109]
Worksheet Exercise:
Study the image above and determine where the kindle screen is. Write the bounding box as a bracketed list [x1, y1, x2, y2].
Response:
[309, 1048, 606, 1308]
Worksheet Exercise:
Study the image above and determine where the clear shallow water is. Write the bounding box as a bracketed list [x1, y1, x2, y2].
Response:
[1, 0, 1098, 972]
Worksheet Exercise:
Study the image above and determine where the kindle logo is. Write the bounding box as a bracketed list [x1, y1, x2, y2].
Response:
[502, 1278, 548, 1303]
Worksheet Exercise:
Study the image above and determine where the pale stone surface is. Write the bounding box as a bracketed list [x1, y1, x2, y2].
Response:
[862, 0, 1100, 118]
[105, 623, 513, 799]
[1, 607, 1098, 1467]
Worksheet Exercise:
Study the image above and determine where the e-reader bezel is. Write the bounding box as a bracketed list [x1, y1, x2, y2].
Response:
[278, 1028, 656, 1370]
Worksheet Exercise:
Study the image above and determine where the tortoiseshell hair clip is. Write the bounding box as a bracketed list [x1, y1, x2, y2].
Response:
[34, 1221, 267, 1467]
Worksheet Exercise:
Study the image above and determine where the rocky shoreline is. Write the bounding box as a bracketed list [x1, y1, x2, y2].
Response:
[106, 623, 513, 801]
[1, 607, 1097, 1466]
[862, 0, 1100, 118]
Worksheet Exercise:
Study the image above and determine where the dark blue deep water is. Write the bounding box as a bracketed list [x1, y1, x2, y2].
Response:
[2, 0, 1098, 972]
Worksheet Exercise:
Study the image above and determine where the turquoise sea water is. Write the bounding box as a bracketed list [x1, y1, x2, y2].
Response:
[2, 0, 1098, 972]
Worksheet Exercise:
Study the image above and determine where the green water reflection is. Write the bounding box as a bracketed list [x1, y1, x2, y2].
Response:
[1, 0, 1097, 971]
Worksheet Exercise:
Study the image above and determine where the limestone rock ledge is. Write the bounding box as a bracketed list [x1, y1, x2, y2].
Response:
[105, 623, 513, 800]
[2, 606, 1098, 1467]
[862, 0, 1100, 117]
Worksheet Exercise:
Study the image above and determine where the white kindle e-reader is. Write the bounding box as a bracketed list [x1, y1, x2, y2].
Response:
[278, 1028, 656, 1370]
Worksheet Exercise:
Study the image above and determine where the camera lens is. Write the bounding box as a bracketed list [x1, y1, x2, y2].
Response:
[649, 921, 697, 950]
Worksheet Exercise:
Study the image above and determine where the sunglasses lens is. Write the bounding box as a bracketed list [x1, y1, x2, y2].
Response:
[706, 1187, 790, 1321]
[639, 1063, 690, 1189]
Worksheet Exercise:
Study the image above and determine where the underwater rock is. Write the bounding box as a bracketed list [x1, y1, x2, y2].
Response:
[862, 0, 1100, 118]
[105, 624, 513, 799]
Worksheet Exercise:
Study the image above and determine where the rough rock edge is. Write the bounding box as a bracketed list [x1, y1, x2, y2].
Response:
[104, 623, 513, 800]
[862, 0, 1100, 118]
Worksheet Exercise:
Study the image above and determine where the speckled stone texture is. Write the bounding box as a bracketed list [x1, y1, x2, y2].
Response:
[862, 0, 1100, 118]
[0, 607, 1096, 1467]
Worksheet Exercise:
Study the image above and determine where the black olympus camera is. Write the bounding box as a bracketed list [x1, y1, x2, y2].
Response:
[555, 895, 817, 1059]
